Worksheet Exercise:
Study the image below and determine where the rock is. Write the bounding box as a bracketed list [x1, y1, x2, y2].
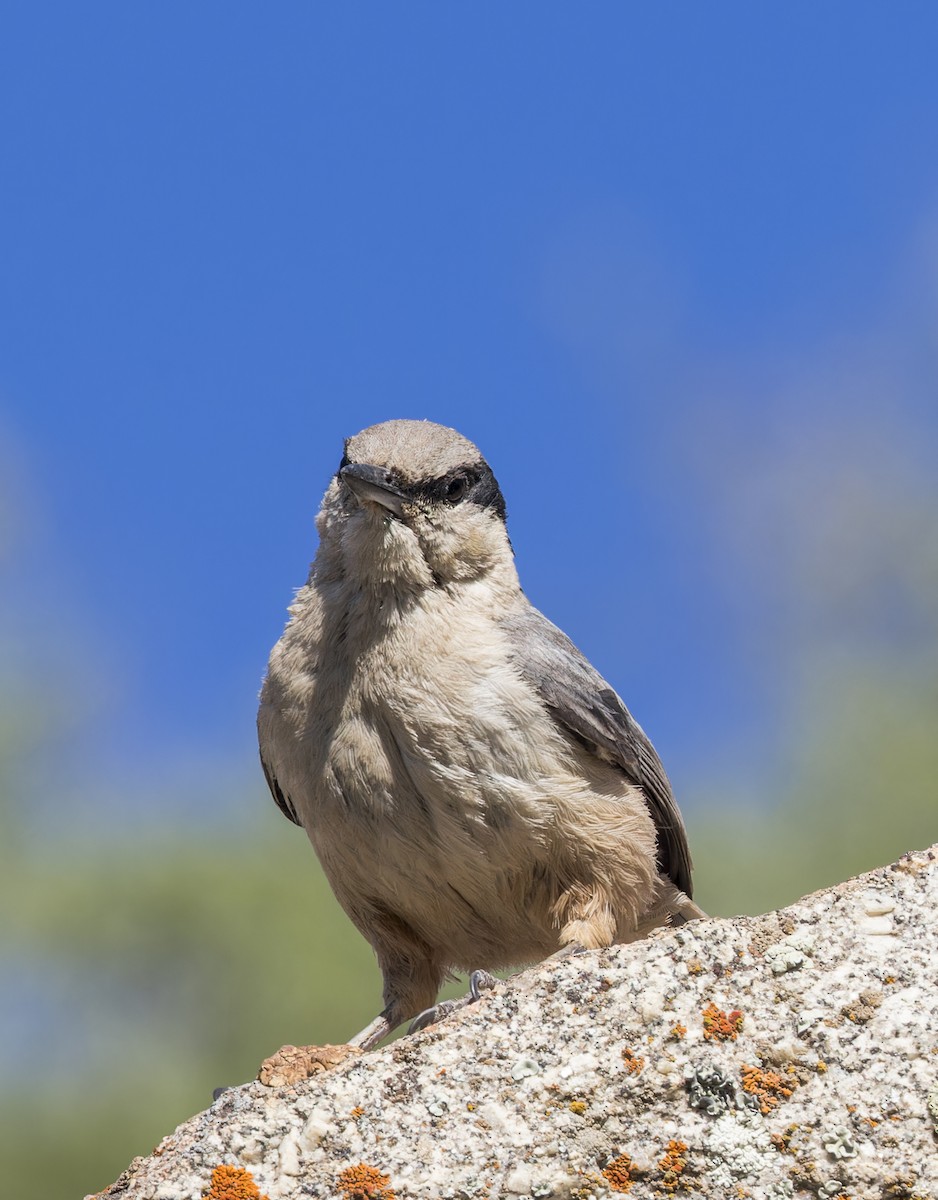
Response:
[91, 846, 938, 1200]
[257, 1043, 361, 1087]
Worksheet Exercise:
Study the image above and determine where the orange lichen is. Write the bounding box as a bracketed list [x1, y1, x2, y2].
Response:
[350, 1105, 365, 1119]
[658, 1139, 688, 1192]
[668, 1022, 687, 1041]
[336, 1163, 397, 1200]
[740, 1064, 797, 1114]
[622, 1047, 645, 1075]
[769, 1125, 799, 1154]
[202, 1165, 269, 1200]
[702, 1002, 744, 1041]
[601, 1152, 634, 1193]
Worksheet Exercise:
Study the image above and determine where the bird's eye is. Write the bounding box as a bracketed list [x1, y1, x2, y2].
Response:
[445, 474, 469, 503]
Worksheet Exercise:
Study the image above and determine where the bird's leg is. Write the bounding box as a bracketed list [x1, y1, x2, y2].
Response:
[351, 942, 447, 1046]
[407, 885, 616, 1037]
[405, 941, 593, 1037]
[408, 969, 499, 1035]
[347, 1012, 395, 1051]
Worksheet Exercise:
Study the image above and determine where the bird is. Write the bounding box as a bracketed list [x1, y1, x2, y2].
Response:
[258, 418, 703, 1052]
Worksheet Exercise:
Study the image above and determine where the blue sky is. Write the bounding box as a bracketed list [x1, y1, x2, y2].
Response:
[2, 4, 938, 813]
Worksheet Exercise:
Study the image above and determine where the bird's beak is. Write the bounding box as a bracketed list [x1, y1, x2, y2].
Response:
[340, 463, 407, 518]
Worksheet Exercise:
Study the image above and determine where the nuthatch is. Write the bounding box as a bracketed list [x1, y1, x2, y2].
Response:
[258, 419, 702, 1050]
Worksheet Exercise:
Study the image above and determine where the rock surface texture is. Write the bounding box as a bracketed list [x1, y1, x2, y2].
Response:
[95, 846, 938, 1200]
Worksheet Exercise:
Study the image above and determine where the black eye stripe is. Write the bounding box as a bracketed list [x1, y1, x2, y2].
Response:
[423, 464, 507, 520]
[469, 465, 507, 522]
[417, 467, 478, 504]
[338, 458, 507, 522]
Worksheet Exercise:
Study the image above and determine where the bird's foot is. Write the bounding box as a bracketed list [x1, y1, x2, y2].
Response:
[544, 941, 588, 963]
[408, 969, 498, 1035]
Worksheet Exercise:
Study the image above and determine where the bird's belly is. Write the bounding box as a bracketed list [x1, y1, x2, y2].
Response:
[305, 692, 576, 967]
[311, 814, 563, 970]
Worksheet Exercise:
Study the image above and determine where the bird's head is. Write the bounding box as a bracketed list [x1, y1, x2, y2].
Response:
[315, 419, 514, 592]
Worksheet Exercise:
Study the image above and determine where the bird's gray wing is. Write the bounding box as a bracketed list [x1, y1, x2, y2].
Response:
[499, 606, 693, 899]
[260, 753, 302, 826]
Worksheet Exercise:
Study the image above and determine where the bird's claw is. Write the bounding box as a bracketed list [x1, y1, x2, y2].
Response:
[468, 969, 498, 1000]
[408, 999, 459, 1034]
[408, 970, 498, 1035]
